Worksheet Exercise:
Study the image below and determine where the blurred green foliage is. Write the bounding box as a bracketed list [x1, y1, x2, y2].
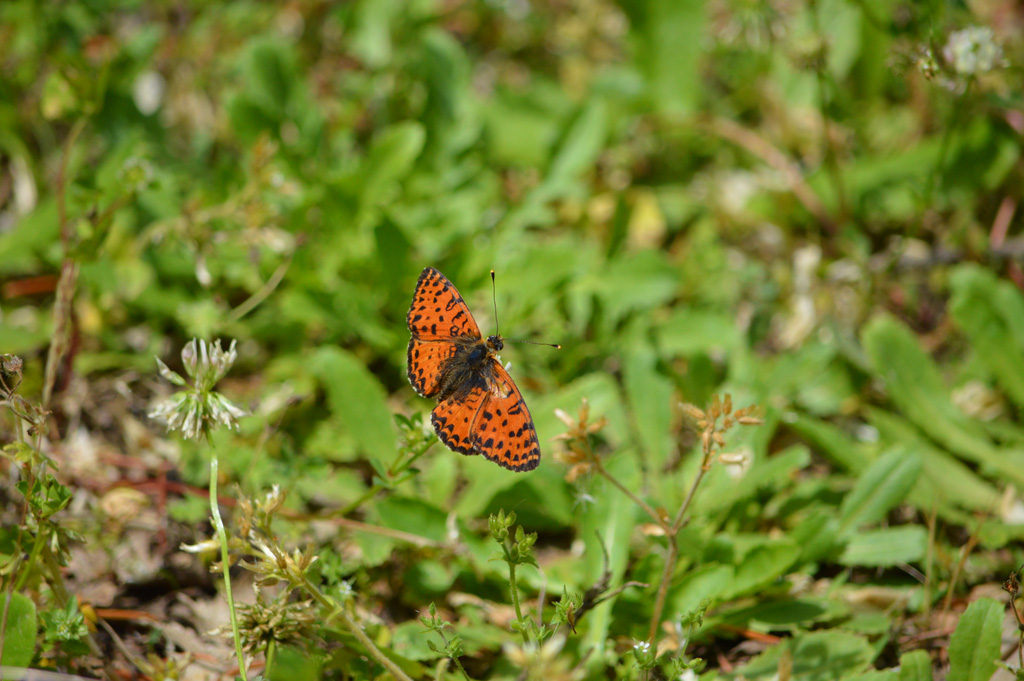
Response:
[2, 0, 1024, 678]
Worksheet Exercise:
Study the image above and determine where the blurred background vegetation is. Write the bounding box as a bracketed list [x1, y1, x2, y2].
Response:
[2, 0, 1024, 679]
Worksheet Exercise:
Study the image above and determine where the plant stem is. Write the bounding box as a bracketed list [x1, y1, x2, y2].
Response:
[434, 632, 472, 681]
[228, 253, 293, 323]
[451, 655, 472, 681]
[809, 0, 848, 227]
[672, 455, 713, 533]
[43, 117, 87, 410]
[298, 573, 415, 681]
[336, 485, 385, 518]
[921, 80, 972, 233]
[336, 608, 415, 681]
[593, 457, 667, 531]
[209, 455, 248, 681]
[507, 560, 530, 645]
[335, 441, 434, 517]
[265, 639, 277, 676]
[649, 429, 716, 643]
[647, 536, 678, 644]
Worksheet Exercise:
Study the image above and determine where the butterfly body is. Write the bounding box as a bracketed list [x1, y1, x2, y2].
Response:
[406, 267, 540, 472]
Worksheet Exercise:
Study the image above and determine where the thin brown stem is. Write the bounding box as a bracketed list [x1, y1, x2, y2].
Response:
[301, 582, 414, 681]
[923, 503, 937, 617]
[262, 531, 413, 681]
[648, 444, 715, 643]
[1009, 596, 1024, 669]
[592, 457, 667, 531]
[941, 523, 981, 616]
[43, 118, 87, 409]
[701, 116, 835, 233]
[228, 253, 294, 323]
[671, 454, 713, 533]
[647, 536, 678, 644]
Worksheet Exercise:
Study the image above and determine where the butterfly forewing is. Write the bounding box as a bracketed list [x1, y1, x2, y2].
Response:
[407, 338, 459, 398]
[407, 267, 481, 341]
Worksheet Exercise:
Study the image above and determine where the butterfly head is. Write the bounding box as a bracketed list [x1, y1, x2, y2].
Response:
[486, 335, 504, 352]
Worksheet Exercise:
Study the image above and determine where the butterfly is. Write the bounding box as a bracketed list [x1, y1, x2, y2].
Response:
[406, 267, 544, 472]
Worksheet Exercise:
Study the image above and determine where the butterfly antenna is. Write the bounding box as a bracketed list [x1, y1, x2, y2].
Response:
[505, 338, 562, 349]
[491, 269, 499, 337]
[490, 270, 561, 348]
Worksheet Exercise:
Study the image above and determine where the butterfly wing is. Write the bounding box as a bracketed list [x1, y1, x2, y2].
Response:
[469, 361, 541, 472]
[430, 363, 540, 471]
[407, 267, 482, 398]
[431, 383, 489, 456]
[407, 267, 481, 342]
[407, 339, 458, 397]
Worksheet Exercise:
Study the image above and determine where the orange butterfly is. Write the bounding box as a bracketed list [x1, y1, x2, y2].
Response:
[406, 267, 547, 472]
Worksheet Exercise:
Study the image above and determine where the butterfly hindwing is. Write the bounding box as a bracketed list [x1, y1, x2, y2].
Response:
[431, 383, 488, 456]
[470, 361, 541, 472]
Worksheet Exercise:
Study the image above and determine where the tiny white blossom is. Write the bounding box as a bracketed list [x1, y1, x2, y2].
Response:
[337, 580, 354, 602]
[944, 26, 1005, 76]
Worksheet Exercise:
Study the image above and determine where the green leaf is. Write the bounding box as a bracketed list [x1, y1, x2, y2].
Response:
[947, 597, 1004, 681]
[0, 200, 59, 275]
[791, 510, 842, 564]
[722, 598, 829, 628]
[266, 644, 322, 681]
[501, 97, 608, 230]
[590, 251, 677, 326]
[897, 649, 934, 681]
[728, 444, 811, 505]
[348, 0, 402, 68]
[360, 122, 426, 208]
[867, 408, 1001, 517]
[1, 592, 37, 668]
[580, 456, 638, 659]
[736, 630, 874, 681]
[837, 447, 921, 535]
[312, 346, 396, 465]
[546, 98, 608, 185]
[374, 496, 449, 543]
[949, 264, 1024, 410]
[846, 672, 899, 681]
[862, 316, 1024, 487]
[839, 526, 927, 567]
[724, 539, 801, 600]
[785, 413, 870, 473]
[622, 341, 673, 468]
[671, 563, 734, 615]
[620, 0, 706, 116]
[656, 307, 742, 357]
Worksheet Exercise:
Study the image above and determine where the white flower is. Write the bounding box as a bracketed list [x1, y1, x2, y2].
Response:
[149, 339, 245, 440]
[944, 26, 1005, 76]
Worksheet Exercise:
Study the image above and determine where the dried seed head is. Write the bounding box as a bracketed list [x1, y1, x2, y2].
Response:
[679, 403, 705, 421]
